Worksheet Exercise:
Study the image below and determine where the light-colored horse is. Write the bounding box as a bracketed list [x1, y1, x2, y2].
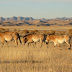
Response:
[45, 35, 71, 49]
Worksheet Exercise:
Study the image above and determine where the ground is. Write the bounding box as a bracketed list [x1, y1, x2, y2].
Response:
[0, 25, 72, 72]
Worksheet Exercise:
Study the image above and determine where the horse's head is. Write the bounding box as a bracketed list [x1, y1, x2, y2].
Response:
[23, 37, 28, 45]
[45, 35, 50, 44]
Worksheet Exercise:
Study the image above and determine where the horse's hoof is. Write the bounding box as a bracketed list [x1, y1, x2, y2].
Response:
[68, 48, 71, 50]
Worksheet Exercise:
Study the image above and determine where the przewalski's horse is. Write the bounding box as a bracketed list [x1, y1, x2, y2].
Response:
[23, 33, 46, 47]
[45, 35, 71, 49]
[0, 32, 22, 46]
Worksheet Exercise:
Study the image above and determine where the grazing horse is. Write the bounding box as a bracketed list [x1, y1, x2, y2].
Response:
[0, 32, 22, 46]
[45, 35, 71, 49]
[23, 33, 45, 47]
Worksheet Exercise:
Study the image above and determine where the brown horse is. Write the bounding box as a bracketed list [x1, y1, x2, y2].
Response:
[23, 33, 45, 47]
[0, 32, 22, 46]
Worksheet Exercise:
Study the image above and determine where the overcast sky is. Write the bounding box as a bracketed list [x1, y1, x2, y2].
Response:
[0, 0, 72, 19]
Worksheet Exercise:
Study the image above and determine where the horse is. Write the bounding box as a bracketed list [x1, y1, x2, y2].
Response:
[0, 31, 22, 46]
[45, 35, 71, 49]
[23, 33, 46, 48]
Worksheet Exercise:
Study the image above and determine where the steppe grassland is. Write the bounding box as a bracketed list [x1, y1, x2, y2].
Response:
[1, 25, 72, 30]
[0, 26, 72, 72]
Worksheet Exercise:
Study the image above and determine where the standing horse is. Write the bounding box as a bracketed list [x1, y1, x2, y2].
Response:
[45, 35, 71, 49]
[0, 32, 22, 46]
[23, 33, 45, 47]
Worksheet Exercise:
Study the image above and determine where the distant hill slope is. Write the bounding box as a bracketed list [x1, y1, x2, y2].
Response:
[0, 17, 72, 26]
[0, 17, 34, 22]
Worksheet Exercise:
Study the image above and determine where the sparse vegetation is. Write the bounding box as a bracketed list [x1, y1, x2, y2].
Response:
[29, 30, 38, 34]
[43, 30, 55, 35]
[55, 31, 66, 35]
[0, 26, 72, 72]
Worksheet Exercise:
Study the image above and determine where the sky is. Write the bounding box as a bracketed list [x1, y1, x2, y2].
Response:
[0, 0, 72, 19]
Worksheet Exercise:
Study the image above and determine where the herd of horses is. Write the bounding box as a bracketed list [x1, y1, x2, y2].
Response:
[0, 30, 71, 50]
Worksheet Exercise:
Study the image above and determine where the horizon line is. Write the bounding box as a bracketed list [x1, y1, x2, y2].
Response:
[0, 16, 72, 19]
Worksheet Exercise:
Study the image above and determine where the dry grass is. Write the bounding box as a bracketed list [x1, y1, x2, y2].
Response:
[19, 29, 29, 35]
[41, 30, 55, 35]
[64, 29, 72, 37]
[13, 29, 20, 32]
[67, 29, 72, 37]
[0, 26, 72, 72]
[0, 27, 10, 32]
[55, 31, 66, 35]
[29, 30, 38, 34]
[0, 25, 72, 30]
[0, 36, 72, 72]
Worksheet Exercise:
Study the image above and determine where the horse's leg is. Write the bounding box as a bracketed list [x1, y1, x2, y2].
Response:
[14, 37, 18, 46]
[45, 40, 49, 48]
[18, 35, 22, 44]
[40, 39, 43, 48]
[28, 42, 30, 47]
[66, 41, 71, 49]
[57, 43, 60, 47]
[15, 39, 18, 46]
[33, 42, 36, 48]
[27, 39, 33, 47]
[65, 36, 71, 49]
[54, 41, 57, 47]
[5, 41, 9, 47]
[1, 39, 5, 47]
[34, 42, 36, 47]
